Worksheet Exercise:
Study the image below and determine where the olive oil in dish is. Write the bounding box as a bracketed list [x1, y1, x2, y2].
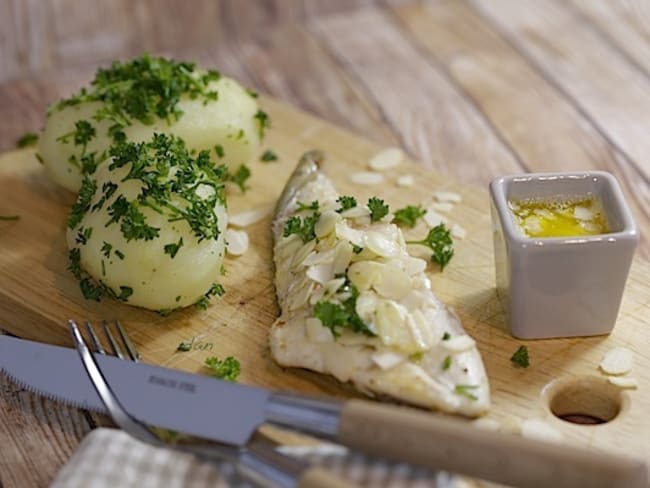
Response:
[508, 195, 608, 238]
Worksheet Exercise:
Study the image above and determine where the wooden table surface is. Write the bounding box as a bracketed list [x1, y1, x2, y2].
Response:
[1, 1, 649, 486]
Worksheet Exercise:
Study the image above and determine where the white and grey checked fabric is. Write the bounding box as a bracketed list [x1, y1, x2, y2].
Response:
[50, 428, 467, 488]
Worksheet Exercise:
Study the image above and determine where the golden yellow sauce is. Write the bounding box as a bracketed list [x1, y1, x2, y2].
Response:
[508, 195, 609, 238]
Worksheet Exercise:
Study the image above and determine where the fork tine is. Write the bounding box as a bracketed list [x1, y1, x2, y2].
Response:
[115, 320, 140, 362]
[102, 320, 125, 359]
[84, 320, 106, 354]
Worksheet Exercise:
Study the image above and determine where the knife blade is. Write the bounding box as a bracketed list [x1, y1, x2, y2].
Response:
[0, 335, 283, 446]
[1, 335, 647, 488]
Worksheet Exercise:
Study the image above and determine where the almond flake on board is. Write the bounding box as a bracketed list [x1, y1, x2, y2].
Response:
[368, 147, 404, 171]
[349, 171, 385, 186]
[225, 228, 249, 256]
[599, 347, 634, 376]
[396, 174, 415, 187]
[229, 204, 273, 227]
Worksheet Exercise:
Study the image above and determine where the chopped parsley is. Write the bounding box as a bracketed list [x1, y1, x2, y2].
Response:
[53, 55, 221, 127]
[68, 176, 97, 229]
[164, 237, 184, 258]
[336, 195, 357, 213]
[454, 385, 479, 401]
[68, 248, 82, 279]
[406, 223, 454, 270]
[114, 249, 125, 260]
[101, 241, 112, 258]
[260, 149, 278, 162]
[204, 356, 240, 382]
[226, 164, 251, 193]
[314, 281, 376, 338]
[75, 226, 93, 245]
[352, 244, 363, 254]
[367, 197, 389, 222]
[296, 200, 319, 212]
[253, 109, 270, 138]
[79, 278, 102, 301]
[393, 204, 426, 228]
[194, 283, 225, 310]
[177, 341, 192, 352]
[283, 213, 320, 243]
[117, 286, 133, 301]
[214, 144, 225, 158]
[442, 332, 451, 341]
[442, 356, 452, 371]
[0, 215, 20, 221]
[510, 345, 530, 368]
[16, 132, 38, 148]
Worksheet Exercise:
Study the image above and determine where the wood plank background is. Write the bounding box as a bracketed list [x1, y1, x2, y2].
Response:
[1, 1, 649, 486]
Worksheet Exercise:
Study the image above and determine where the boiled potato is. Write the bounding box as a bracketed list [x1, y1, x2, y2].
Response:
[66, 135, 227, 311]
[41, 76, 262, 192]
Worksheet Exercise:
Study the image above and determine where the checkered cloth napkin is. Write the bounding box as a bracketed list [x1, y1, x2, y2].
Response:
[49, 428, 468, 487]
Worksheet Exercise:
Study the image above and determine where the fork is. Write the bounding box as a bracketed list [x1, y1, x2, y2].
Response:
[69, 319, 355, 488]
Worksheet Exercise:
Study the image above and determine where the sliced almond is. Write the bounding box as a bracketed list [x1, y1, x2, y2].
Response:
[433, 191, 462, 203]
[314, 210, 340, 238]
[229, 204, 273, 227]
[225, 228, 249, 256]
[340, 206, 370, 219]
[374, 264, 411, 301]
[424, 208, 447, 228]
[396, 174, 415, 188]
[335, 221, 365, 247]
[451, 223, 466, 239]
[364, 230, 400, 258]
[306, 262, 334, 285]
[441, 334, 476, 353]
[372, 350, 407, 370]
[368, 147, 404, 171]
[430, 202, 454, 213]
[347, 261, 383, 291]
[599, 347, 634, 375]
[607, 377, 639, 389]
[573, 206, 594, 221]
[349, 171, 385, 186]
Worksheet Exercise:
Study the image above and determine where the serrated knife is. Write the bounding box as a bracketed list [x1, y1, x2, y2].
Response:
[1, 335, 647, 488]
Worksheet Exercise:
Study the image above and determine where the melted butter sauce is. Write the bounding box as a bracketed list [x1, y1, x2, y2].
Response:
[508, 195, 609, 238]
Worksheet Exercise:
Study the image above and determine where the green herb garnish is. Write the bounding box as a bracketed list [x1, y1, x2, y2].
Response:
[177, 341, 192, 352]
[367, 197, 389, 222]
[510, 345, 530, 368]
[442, 356, 452, 371]
[0, 215, 20, 221]
[68, 176, 97, 229]
[336, 196, 357, 213]
[164, 237, 184, 258]
[117, 286, 133, 301]
[296, 200, 319, 212]
[254, 109, 270, 138]
[393, 204, 426, 228]
[283, 213, 320, 243]
[194, 283, 225, 310]
[260, 149, 278, 162]
[454, 384, 479, 401]
[314, 282, 376, 338]
[442, 332, 451, 341]
[214, 144, 225, 158]
[204, 356, 240, 382]
[406, 223, 454, 270]
[16, 132, 38, 148]
[226, 164, 251, 193]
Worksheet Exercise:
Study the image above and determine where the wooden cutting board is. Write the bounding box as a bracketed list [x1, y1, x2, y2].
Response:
[1, 97, 649, 463]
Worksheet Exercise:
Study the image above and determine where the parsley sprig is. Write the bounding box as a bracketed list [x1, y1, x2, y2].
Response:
[406, 223, 454, 270]
[510, 345, 530, 368]
[314, 279, 376, 338]
[336, 196, 357, 213]
[393, 204, 426, 228]
[283, 213, 320, 243]
[204, 356, 240, 382]
[16, 132, 38, 148]
[367, 197, 389, 222]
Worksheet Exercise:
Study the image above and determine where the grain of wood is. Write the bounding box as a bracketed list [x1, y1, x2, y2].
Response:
[0, 367, 94, 488]
[566, 0, 650, 76]
[309, 7, 523, 184]
[471, 0, 650, 184]
[391, 0, 650, 259]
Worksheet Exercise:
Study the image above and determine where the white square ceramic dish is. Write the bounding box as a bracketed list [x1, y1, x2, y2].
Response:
[489, 171, 638, 339]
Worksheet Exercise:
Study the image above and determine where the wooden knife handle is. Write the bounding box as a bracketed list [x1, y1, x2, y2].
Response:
[338, 399, 648, 488]
[298, 467, 357, 488]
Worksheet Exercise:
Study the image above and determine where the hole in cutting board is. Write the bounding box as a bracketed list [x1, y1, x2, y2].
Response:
[543, 376, 626, 425]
